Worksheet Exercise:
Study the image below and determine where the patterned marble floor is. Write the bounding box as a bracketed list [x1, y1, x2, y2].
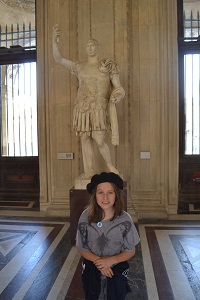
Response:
[0, 214, 200, 300]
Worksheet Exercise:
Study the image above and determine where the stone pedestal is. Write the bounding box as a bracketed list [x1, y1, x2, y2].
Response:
[69, 188, 90, 245]
[74, 178, 90, 189]
[69, 182, 127, 245]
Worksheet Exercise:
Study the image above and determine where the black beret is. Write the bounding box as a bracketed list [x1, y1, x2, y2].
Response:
[87, 172, 123, 194]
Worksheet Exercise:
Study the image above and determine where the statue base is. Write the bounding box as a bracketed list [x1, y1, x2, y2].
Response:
[74, 178, 90, 189]
[70, 188, 90, 245]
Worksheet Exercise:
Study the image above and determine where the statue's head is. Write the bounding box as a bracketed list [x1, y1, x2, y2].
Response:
[86, 38, 100, 57]
[86, 38, 99, 46]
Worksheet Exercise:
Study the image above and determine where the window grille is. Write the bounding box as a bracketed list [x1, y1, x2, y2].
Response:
[0, 23, 36, 48]
[184, 10, 200, 39]
[0, 23, 37, 156]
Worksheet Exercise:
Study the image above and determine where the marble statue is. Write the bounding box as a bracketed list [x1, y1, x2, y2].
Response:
[52, 24, 125, 179]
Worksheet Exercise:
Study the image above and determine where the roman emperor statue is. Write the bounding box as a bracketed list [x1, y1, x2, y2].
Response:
[52, 25, 125, 179]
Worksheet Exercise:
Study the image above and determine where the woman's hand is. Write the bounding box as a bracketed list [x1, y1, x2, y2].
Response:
[94, 257, 116, 277]
[100, 266, 114, 278]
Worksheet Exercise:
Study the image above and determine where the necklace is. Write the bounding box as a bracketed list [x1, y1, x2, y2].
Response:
[97, 222, 102, 228]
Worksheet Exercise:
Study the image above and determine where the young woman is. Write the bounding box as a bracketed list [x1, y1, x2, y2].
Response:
[76, 172, 140, 300]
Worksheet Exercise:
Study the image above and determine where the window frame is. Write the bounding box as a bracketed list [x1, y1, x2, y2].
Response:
[177, 0, 200, 159]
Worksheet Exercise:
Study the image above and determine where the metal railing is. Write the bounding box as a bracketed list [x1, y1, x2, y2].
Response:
[0, 22, 36, 48]
[184, 10, 200, 40]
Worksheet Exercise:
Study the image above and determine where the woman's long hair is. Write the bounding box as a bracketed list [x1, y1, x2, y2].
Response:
[87, 183, 125, 224]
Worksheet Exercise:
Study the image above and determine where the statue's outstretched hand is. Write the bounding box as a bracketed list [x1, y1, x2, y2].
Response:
[53, 24, 60, 43]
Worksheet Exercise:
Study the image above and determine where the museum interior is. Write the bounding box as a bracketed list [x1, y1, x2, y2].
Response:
[0, 0, 200, 299]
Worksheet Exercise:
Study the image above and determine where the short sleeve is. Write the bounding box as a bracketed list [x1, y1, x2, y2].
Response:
[75, 209, 91, 252]
[99, 58, 120, 78]
[121, 212, 140, 252]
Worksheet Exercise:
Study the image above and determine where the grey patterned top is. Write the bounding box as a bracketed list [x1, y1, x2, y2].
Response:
[76, 209, 140, 257]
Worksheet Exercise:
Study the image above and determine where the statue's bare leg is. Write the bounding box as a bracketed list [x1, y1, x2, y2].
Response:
[80, 135, 95, 179]
[92, 131, 119, 174]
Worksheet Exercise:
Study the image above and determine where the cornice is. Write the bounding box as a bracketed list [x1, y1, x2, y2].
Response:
[0, 0, 35, 13]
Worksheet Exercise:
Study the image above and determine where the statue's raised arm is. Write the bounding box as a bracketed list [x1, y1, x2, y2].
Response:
[52, 24, 73, 70]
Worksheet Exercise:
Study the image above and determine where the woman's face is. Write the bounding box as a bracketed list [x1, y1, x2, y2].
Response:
[96, 182, 116, 212]
[86, 41, 99, 57]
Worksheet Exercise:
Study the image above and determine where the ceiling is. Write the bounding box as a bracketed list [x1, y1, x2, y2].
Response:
[0, 0, 35, 13]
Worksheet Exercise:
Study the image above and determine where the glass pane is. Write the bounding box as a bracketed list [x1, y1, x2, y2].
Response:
[183, 0, 200, 39]
[1, 62, 38, 156]
[184, 54, 200, 154]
